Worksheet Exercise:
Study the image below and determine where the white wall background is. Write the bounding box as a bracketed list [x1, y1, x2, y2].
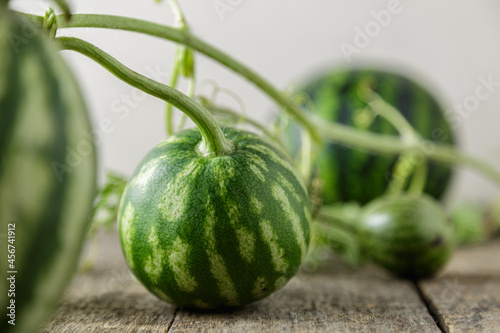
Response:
[11, 0, 500, 206]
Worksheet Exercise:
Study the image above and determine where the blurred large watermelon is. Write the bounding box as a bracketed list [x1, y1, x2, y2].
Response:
[0, 10, 96, 333]
[286, 68, 455, 205]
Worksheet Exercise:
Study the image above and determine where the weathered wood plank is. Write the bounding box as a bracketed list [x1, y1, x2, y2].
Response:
[42, 231, 440, 332]
[169, 263, 439, 333]
[40, 232, 176, 333]
[419, 238, 500, 333]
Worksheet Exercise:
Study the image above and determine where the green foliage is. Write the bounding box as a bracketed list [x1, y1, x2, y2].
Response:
[88, 172, 128, 237]
[176, 46, 195, 78]
[306, 220, 362, 271]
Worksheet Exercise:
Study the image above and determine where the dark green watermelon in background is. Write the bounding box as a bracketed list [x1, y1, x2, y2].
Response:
[287, 68, 455, 205]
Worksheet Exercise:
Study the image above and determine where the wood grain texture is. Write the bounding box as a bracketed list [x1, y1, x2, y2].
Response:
[41, 232, 176, 333]
[169, 267, 439, 333]
[42, 231, 439, 332]
[43, 232, 500, 332]
[419, 238, 500, 333]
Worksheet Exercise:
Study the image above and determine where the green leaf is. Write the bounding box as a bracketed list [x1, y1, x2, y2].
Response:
[82, 172, 127, 271]
[43, 7, 58, 38]
[176, 46, 195, 78]
[306, 220, 363, 270]
[88, 172, 128, 236]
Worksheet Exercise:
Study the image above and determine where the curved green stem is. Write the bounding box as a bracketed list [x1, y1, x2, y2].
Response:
[409, 160, 428, 195]
[360, 88, 430, 196]
[300, 130, 314, 185]
[165, 66, 179, 135]
[311, 216, 362, 267]
[197, 96, 285, 148]
[317, 211, 359, 234]
[57, 37, 234, 157]
[165, 0, 194, 136]
[20, 12, 321, 143]
[19, 12, 500, 188]
[361, 88, 420, 143]
[187, 75, 196, 99]
[52, 0, 71, 20]
[388, 150, 420, 196]
[168, 0, 188, 30]
[309, 115, 500, 187]
[177, 74, 195, 132]
[200, 99, 270, 136]
[294, 92, 321, 184]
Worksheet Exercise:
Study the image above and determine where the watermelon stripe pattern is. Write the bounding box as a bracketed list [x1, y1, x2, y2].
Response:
[0, 11, 96, 333]
[288, 68, 455, 205]
[357, 194, 455, 279]
[118, 128, 311, 309]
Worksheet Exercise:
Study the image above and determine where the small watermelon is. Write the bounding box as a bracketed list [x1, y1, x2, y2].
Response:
[0, 10, 96, 333]
[287, 68, 455, 205]
[118, 127, 311, 309]
[357, 194, 455, 279]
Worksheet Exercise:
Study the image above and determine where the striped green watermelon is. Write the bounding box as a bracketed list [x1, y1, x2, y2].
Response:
[357, 194, 455, 279]
[0, 11, 96, 333]
[118, 127, 311, 309]
[288, 68, 455, 205]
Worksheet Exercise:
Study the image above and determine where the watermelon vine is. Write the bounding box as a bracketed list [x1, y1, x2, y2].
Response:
[46, 8, 496, 282]
[311, 86, 456, 279]
[2, 2, 500, 330]
[54, 35, 312, 308]
[58, 37, 235, 158]
[17, 11, 500, 188]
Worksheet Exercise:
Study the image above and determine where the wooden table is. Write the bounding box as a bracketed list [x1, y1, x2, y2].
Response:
[42, 232, 500, 333]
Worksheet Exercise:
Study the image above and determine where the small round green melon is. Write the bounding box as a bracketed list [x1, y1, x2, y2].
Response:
[118, 127, 311, 309]
[357, 194, 455, 279]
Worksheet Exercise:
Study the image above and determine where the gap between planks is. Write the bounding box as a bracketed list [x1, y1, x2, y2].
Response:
[165, 308, 179, 333]
[42, 231, 500, 333]
[414, 282, 446, 333]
